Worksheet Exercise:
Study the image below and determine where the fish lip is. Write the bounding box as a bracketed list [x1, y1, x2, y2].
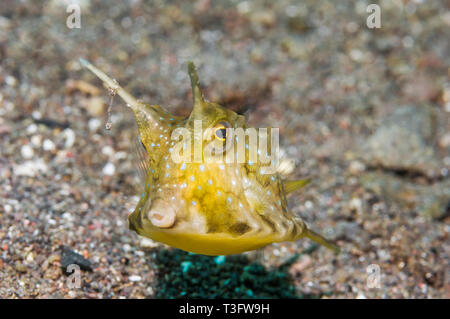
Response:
[148, 201, 176, 228]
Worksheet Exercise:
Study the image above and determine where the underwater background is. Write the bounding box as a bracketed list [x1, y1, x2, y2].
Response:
[0, 0, 449, 298]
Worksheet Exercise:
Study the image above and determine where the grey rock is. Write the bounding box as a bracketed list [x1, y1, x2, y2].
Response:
[419, 193, 450, 220]
[60, 246, 93, 275]
[331, 221, 370, 249]
[360, 105, 439, 178]
[361, 172, 450, 219]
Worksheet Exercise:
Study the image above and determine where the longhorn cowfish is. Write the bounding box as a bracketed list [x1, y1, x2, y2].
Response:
[80, 58, 339, 256]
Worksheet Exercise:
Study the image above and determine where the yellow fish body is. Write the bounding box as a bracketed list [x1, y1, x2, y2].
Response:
[80, 59, 339, 256]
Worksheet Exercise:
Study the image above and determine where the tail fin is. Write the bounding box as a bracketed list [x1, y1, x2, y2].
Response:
[304, 228, 340, 253]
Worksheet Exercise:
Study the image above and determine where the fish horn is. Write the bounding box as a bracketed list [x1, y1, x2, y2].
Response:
[187, 61, 207, 121]
[188, 61, 205, 106]
[79, 58, 166, 137]
[79, 58, 140, 107]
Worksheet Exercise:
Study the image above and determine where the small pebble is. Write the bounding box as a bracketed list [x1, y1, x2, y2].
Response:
[14, 262, 27, 273]
[129, 275, 142, 282]
[88, 118, 102, 131]
[86, 96, 105, 117]
[102, 145, 115, 157]
[62, 128, 76, 148]
[3, 204, 12, 213]
[214, 255, 226, 265]
[26, 123, 37, 134]
[102, 162, 115, 176]
[30, 135, 42, 147]
[21, 145, 34, 159]
[140, 237, 159, 248]
[14, 159, 48, 177]
[42, 139, 56, 151]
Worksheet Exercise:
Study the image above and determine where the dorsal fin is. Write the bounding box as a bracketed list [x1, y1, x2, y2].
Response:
[283, 178, 311, 194]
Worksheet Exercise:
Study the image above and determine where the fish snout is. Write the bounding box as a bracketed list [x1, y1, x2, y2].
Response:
[148, 200, 176, 228]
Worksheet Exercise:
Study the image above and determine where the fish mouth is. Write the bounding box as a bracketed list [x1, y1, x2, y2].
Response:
[147, 200, 176, 228]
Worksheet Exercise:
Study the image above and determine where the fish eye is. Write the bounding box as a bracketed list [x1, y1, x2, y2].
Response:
[214, 122, 230, 142]
[215, 127, 227, 141]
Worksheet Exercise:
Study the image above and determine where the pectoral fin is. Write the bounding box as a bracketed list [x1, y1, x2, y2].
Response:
[283, 178, 311, 194]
